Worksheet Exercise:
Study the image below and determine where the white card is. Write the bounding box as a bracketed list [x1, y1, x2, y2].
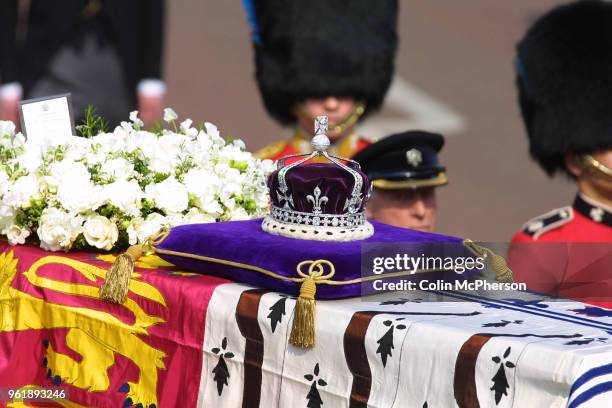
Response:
[19, 94, 74, 142]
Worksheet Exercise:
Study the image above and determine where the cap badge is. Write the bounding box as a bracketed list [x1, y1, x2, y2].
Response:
[406, 148, 422, 167]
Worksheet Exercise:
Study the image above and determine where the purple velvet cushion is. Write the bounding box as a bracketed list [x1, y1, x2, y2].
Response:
[156, 219, 474, 299]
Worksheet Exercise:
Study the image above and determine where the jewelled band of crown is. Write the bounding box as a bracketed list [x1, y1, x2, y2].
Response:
[270, 206, 367, 228]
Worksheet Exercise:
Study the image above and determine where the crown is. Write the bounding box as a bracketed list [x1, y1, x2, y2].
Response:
[262, 116, 374, 241]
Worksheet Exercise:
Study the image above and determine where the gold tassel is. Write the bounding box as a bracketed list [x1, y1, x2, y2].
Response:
[289, 276, 317, 348]
[100, 244, 144, 303]
[490, 252, 514, 283]
[463, 240, 514, 283]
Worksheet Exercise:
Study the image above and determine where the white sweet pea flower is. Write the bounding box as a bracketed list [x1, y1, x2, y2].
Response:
[0, 205, 16, 233]
[48, 160, 90, 188]
[3, 175, 41, 208]
[204, 122, 222, 143]
[0, 171, 9, 196]
[183, 168, 221, 197]
[183, 208, 216, 224]
[163, 108, 178, 123]
[37, 208, 84, 251]
[145, 177, 189, 213]
[83, 215, 119, 251]
[227, 207, 250, 221]
[129, 110, 144, 129]
[0, 120, 16, 137]
[127, 213, 168, 245]
[102, 179, 144, 216]
[179, 119, 198, 137]
[103, 158, 135, 180]
[260, 159, 275, 175]
[91, 132, 127, 154]
[5, 224, 31, 245]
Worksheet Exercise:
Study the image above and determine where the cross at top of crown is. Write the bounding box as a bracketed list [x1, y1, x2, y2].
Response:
[311, 116, 331, 152]
[314, 115, 328, 136]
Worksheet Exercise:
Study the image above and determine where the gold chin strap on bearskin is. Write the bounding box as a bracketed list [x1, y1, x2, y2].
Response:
[295, 100, 366, 135]
[580, 154, 612, 180]
[101, 233, 513, 349]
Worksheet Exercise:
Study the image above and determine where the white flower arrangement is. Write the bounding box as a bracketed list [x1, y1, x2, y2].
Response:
[0, 110, 274, 251]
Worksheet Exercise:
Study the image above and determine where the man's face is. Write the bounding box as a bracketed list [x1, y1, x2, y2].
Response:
[296, 97, 357, 140]
[365, 187, 438, 232]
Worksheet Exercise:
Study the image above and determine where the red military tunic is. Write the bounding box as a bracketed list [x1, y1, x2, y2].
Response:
[254, 131, 372, 161]
[509, 194, 612, 308]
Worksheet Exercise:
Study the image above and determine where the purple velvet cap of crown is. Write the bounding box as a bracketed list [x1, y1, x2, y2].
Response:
[268, 163, 370, 214]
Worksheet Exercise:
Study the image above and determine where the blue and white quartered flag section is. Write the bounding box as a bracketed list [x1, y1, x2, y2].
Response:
[195, 283, 612, 408]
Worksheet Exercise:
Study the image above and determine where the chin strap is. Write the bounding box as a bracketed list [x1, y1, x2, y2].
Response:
[580, 154, 612, 179]
[295, 100, 366, 135]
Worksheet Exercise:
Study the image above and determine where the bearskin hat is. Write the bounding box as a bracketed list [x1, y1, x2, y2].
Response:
[516, 0, 612, 176]
[247, 0, 398, 125]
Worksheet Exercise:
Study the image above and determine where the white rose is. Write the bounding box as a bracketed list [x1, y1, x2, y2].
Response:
[6, 224, 30, 245]
[56, 180, 103, 213]
[83, 215, 118, 251]
[37, 208, 83, 252]
[163, 108, 178, 123]
[145, 177, 188, 213]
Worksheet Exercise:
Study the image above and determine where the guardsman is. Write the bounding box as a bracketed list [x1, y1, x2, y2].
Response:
[242, 0, 398, 160]
[509, 0, 612, 306]
[511, 0, 612, 244]
[353, 131, 448, 232]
